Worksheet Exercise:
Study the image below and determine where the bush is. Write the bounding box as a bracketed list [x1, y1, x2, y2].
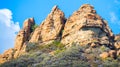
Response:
[102, 57, 120, 67]
[26, 41, 65, 53]
[26, 42, 39, 52]
[31, 24, 38, 31]
[1, 42, 120, 67]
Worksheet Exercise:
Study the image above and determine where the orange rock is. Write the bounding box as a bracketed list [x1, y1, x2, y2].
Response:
[30, 5, 66, 42]
[114, 42, 120, 49]
[14, 18, 35, 58]
[49, 51, 55, 56]
[61, 4, 113, 46]
[100, 52, 109, 59]
[117, 50, 120, 56]
[0, 48, 14, 63]
[90, 43, 96, 47]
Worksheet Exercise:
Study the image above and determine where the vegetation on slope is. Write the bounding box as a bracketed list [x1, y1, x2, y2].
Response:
[0, 41, 120, 67]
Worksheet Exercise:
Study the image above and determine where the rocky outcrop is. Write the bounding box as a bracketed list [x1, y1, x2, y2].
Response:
[114, 34, 120, 49]
[61, 4, 114, 46]
[29, 6, 66, 42]
[14, 18, 35, 58]
[0, 18, 35, 63]
[14, 18, 35, 50]
[114, 34, 120, 57]
[0, 49, 14, 63]
[114, 42, 120, 49]
[100, 52, 109, 59]
[1, 4, 120, 64]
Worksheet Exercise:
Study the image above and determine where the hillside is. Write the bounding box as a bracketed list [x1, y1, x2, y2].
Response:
[0, 4, 120, 67]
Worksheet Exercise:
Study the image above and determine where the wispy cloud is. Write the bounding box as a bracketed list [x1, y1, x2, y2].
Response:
[110, 12, 117, 22]
[109, 12, 120, 25]
[0, 9, 20, 53]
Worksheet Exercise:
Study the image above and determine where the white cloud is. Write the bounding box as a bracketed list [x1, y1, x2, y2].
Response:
[0, 9, 20, 53]
[110, 12, 117, 22]
[109, 12, 120, 25]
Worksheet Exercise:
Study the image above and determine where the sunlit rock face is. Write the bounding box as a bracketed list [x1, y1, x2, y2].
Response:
[14, 18, 35, 58]
[0, 18, 35, 63]
[61, 4, 114, 46]
[29, 6, 66, 43]
[0, 4, 117, 64]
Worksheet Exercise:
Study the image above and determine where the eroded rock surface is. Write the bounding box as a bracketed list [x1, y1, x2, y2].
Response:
[0, 18, 35, 63]
[14, 18, 35, 58]
[61, 4, 114, 46]
[0, 49, 14, 63]
[30, 6, 66, 42]
[1, 4, 120, 64]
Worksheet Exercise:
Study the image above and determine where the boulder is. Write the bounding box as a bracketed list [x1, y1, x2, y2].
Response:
[114, 41, 120, 49]
[100, 52, 109, 59]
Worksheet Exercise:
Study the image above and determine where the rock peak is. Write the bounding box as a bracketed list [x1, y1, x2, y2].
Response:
[29, 5, 66, 42]
[23, 18, 35, 29]
[1, 4, 119, 64]
[78, 4, 96, 13]
[61, 4, 113, 46]
[80, 4, 93, 9]
[52, 5, 58, 11]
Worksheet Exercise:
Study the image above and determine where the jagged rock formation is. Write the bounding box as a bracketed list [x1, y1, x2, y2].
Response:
[0, 4, 120, 65]
[61, 4, 114, 47]
[0, 18, 35, 63]
[0, 49, 14, 63]
[114, 34, 120, 56]
[14, 18, 35, 58]
[114, 34, 120, 49]
[29, 5, 66, 43]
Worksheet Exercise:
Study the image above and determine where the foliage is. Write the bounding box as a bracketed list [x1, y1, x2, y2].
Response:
[26, 40, 65, 54]
[26, 42, 39, 52]
[102, 57, 120, 67]
[31, 24, 38, 31]
[1, 42, 120, 67]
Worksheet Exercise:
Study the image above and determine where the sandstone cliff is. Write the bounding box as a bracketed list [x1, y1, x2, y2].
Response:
[0, 4, 120, 65]
[61, 4, 114, 47]
[29, 5, 66, 43]
[0, 18, 35, 63]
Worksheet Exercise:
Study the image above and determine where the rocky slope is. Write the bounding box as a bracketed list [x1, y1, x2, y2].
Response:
[0, 4, 120, 67]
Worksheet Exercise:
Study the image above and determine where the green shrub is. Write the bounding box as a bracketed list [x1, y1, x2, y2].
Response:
[1, 42, 120, 67]
[26, 42, 39, 52]
[31, 24, 38, 31]
[102, 57, 120, 67]
[26, 41, 65, 53]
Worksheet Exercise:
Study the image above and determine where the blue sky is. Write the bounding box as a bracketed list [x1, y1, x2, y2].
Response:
[0, 0, 120, 53]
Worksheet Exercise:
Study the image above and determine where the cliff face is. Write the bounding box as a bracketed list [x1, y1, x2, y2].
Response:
[61, 4, 114, 46]
[29, 5, 66, 43]
[0, 18, 35, 63]
[14, 18, 35, 58]
[0, 4, 120, 64]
